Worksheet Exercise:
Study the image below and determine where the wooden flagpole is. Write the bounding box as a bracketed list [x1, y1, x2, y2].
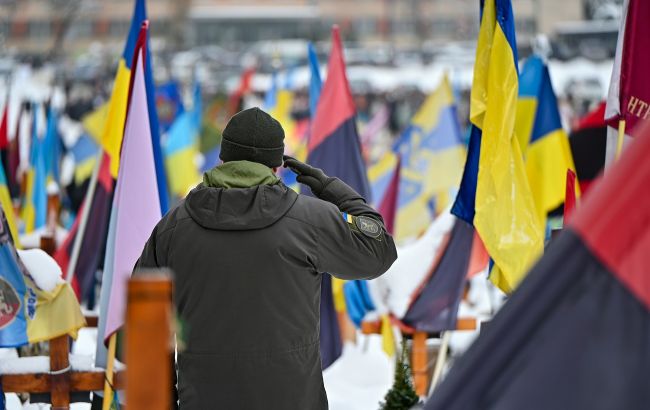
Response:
[616, 120, 626, 160]
[428, 331, 451, 396]
[101, 333, 118, 410]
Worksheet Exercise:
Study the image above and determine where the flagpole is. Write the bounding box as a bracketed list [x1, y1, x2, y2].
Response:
[102, 333, 118, 410]
[615, 120, 626, 160]
[65, 151, 103, 283]
[428, 330, 451, 396]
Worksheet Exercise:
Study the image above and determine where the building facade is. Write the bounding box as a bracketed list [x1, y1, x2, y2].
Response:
[0, 0, 585, 54]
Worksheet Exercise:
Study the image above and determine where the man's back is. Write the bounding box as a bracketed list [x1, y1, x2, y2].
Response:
[137, 179, 396, 409]
[134, 108, 397, 409]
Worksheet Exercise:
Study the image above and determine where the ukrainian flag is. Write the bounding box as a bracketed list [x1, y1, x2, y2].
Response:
[451, 0, 543, 293]
[368, 151, 399, 208]
[71, 134, 99, 185]
[0, 158, 18, 245]
[393, 75, 465, 241]
[267, 69, 307, 190]
[21, 104, 47, 234]
[264, 71, 298, 155]
[308, 42, 322, 118]
[163, 83, 202, 198]
[0, 207, 84, 347]
[516, 55, 577, 225]
[98, 0, 168, 212]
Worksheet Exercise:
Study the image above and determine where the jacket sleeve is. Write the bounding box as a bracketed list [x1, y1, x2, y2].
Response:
[313, 178, 397, 280]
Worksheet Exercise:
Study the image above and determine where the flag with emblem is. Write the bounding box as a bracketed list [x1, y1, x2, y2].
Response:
[394, 75, 465, 241]
[156, 80, 185, 133]
[368, 151, 399, 210]
[0, 206, 84, 347]
[605, 0, 650, 163]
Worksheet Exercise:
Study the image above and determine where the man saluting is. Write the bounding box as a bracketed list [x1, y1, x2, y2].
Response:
[135, 107, 397, 410]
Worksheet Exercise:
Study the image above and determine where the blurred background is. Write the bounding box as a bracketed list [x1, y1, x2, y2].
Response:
[0, 0, 620, 135]
[0, 2, 626, 409]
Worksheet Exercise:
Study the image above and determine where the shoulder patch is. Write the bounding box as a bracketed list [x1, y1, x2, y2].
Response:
[354, 216, 382, 238]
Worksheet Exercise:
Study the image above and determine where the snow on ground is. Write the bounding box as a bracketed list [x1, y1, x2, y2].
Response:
[19, 226, 69, 250]
[324, 335, 395, 410]
[5, 396, 91, 410]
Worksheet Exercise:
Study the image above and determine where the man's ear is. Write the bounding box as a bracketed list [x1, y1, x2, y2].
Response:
[272, 167, 279, 173]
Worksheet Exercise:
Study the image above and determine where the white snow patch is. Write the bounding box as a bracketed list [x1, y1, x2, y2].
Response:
[72, 328, 98, 358]
[10, 401, 91, 410]
[324, 336, 394, 410]
[46, 182, 59, 196]
[19, 226, 69, 250]
[0, 354, 124, 375]
[368, 212, 455, 318]
[17, 249, 64, 292]
[0, 356, 49, 374]
[0, 347, 19, 359]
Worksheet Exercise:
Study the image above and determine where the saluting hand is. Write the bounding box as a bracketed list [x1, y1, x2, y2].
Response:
[282, 155, 334, 197]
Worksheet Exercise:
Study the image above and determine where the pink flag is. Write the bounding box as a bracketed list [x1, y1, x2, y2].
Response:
[360, 104, 390, 152]
[104, 23, 162, 339]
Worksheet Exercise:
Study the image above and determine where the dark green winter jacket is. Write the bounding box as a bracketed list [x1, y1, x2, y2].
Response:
[135, 160, 397, 410]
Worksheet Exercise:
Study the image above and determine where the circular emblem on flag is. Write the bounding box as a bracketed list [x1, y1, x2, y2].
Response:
[0, 277, 21, 329]
[156, 95, 178, 129]
[355, 216, 381, 239]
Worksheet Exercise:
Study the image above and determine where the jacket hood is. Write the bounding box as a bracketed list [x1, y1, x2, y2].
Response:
[202, 160, 281, 189]
[184, 183, 298, 230]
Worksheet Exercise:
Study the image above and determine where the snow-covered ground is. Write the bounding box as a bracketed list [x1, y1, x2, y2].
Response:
[324, 336, 395, 410]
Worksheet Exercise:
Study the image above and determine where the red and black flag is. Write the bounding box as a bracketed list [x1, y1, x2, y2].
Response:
[306, 26, 371, 369]
[54, 154, 113, 301]
[401, 219, 474, 333]
[569, 102, 607, 194]
[0, 100, 10, 187]
[426, 123, 650, 409]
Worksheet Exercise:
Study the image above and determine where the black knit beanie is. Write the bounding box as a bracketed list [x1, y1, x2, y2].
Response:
[220, 107, 285, 168]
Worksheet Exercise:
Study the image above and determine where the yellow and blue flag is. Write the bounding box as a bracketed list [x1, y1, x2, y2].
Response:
[393, 75, 466, 241]
[451, 0, 543, 293]
[42, 105, 62, 184]
[264, 70, 298, 154]
[71, 134, 99, 185]
[0, 156, 18, 245]
[0, 207, 84, 346]
[308, 42, 322, 118]
[21, 104, 48, 233]
[368, 151, 399, 209]
[516, 55, 576, 225]
[163, 83, 202, 197]
[99, 0, 168, 212]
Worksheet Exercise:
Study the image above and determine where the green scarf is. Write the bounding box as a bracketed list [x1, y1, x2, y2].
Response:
[203, 160, 281, 189]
